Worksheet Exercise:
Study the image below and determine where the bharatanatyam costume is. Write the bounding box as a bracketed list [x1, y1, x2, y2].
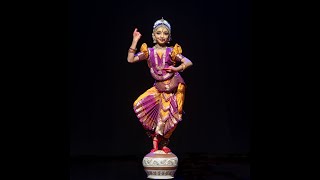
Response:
[132, 19, 188, 147]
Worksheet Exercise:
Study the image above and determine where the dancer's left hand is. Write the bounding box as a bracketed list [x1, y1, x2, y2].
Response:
[163, 66, 179, 72]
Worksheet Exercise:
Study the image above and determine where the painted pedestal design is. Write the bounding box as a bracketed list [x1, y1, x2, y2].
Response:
[142, 150, 178, 179]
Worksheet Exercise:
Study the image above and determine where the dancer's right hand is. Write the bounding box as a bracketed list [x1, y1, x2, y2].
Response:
[133, 28, 142, 42]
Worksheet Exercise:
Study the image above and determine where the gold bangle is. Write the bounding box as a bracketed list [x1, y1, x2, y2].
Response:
[128, 49, 136, 53]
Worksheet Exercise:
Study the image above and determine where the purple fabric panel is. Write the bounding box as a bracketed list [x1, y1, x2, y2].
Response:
[133, 92, 160, 131]
[169, 97, 178, 111]
[148, 48, 155, 67]
[165, 48, 173, 66]
[134, 95, 157, 110]
[136, 100, 159, 116]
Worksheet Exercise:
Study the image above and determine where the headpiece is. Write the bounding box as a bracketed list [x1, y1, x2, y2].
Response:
[153, 17, 171, 32]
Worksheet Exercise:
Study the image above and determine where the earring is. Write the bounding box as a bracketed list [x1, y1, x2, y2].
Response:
[152, 34, 156, 43]
[167, 36, 171, 44]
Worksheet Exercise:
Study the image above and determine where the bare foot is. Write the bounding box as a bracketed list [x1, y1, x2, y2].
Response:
[162, 146, 171, 153]
[150, 148, 158, 152]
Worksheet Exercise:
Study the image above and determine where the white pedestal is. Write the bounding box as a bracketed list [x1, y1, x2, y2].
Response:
[142, 150, 178, 179]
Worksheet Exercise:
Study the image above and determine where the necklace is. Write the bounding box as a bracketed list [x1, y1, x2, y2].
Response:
[154, 44, 167, 50]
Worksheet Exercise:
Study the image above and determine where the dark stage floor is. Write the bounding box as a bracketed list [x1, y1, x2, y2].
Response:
[70, 153, 250, 180]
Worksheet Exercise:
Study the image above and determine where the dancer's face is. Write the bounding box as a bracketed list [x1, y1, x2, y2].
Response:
[153, 26, 170, 45]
